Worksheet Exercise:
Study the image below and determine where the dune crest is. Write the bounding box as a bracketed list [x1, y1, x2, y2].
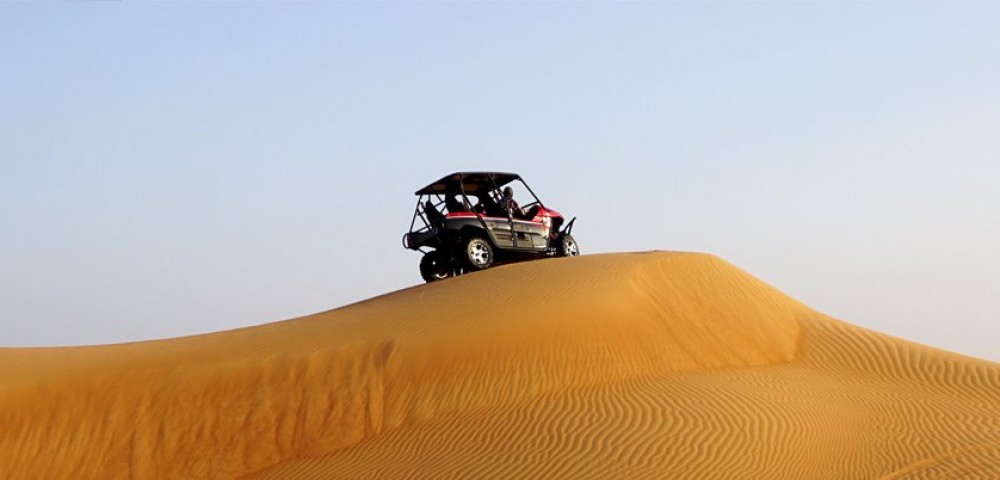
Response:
[1, 252, 997, 479]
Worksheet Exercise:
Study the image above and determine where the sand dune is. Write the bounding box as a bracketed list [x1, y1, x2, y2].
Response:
[1, 252, 998, 479]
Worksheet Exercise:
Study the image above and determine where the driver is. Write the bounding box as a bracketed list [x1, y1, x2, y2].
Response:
[502, 186, 527, 219]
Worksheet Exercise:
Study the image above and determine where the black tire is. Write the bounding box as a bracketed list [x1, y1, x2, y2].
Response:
[463, 235, 494, 270]
[557, 234, 580, 257]
[419, 251, 452, 282]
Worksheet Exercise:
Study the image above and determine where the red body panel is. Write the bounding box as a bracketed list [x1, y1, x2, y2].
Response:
[444, 211, 478, 218]
[445, 207, 564, 223]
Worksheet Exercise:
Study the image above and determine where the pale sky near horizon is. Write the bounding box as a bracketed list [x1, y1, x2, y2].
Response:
[2, 3, 998, 362]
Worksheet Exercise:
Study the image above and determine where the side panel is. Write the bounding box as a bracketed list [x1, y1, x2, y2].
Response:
[479, 218, 549, 251]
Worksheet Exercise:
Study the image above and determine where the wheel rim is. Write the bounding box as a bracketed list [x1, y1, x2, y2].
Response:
[422, 253, 452, 280]
[468, 239, 491, 267]
[431, 261, 450, 279]
[564, 238, 579, 256]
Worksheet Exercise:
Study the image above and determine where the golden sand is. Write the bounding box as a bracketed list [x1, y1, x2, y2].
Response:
[1, 252, 997, 479]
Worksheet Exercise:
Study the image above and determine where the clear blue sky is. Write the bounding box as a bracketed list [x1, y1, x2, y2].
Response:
[2, 3, 998, 362]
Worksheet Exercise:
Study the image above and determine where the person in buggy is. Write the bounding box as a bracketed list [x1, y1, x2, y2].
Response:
[501, 186, 529, 220]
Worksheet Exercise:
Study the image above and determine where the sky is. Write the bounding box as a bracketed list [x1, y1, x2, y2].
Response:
[1, 3, 997, 362]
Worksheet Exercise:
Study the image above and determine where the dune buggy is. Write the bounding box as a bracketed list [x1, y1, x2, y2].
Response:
[402, 171, 579, 282]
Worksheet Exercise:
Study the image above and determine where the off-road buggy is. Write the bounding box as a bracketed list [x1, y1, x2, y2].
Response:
[403, 172, 579, 282]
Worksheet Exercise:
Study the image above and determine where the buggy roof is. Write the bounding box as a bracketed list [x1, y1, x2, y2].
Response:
[414, 172, 521, 195]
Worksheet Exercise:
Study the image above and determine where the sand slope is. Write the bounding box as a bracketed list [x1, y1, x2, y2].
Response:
[1, 252, 997, 479]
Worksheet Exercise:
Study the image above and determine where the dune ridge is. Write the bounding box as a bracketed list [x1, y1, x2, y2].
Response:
[1, 252, 997, 479]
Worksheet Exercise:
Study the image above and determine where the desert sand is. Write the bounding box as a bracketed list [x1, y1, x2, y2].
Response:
[1, 252, 998, 479]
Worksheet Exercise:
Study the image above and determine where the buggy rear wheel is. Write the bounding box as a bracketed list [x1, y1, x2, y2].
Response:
[419, 250, 452, 282]
[463, 236, 494, 270]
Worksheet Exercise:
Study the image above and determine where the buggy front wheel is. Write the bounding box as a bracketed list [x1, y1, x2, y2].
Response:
[556, 234, 580, 257]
